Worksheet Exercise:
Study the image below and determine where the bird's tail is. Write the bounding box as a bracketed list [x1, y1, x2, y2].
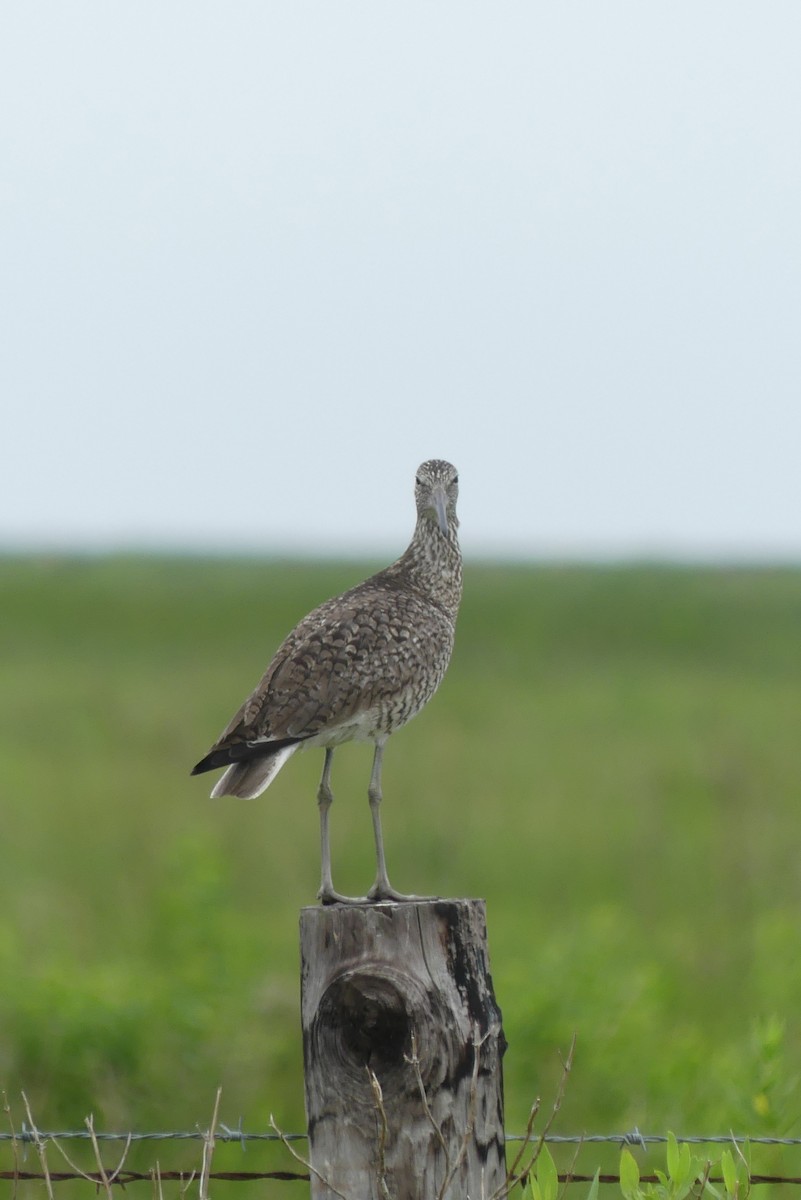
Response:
[209, 743, 299, 799]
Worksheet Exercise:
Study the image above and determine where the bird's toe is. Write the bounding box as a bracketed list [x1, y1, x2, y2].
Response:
[365, 883, 439, 904]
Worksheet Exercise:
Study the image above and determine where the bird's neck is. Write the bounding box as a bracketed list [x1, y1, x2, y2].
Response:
[393, 518, 463, 625]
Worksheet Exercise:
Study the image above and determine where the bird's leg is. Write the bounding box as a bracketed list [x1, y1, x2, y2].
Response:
[366, 742, 436, 903]
[316, 749, 338, 902]
[317, 748, 372, 905]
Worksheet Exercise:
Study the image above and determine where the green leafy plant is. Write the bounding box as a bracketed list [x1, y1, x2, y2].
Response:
[528, 1143, 560, 1200]
[528, 1134, 751, 1200]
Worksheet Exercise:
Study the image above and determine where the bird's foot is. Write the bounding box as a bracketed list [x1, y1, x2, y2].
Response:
[317, 884, 439, 905]
[365, 883, 439, 904]
[318, 886, 374, 906]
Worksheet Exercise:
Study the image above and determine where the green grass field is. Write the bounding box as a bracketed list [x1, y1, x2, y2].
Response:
[2, 556, 801, 1193]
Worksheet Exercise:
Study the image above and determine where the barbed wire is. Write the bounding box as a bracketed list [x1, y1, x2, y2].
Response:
[5, 1127, 801, 1188]
[3, 1126, 801, 1146]
[0, 1126, 305, 1145]
[5, 1169, 801, 1189]
[0, 1170, 309, 1184]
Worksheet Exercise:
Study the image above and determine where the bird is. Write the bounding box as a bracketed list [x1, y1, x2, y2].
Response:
[191, 459, 462, 904]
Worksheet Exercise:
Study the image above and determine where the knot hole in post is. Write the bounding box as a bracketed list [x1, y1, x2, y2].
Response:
[311, 965, 446, 1104]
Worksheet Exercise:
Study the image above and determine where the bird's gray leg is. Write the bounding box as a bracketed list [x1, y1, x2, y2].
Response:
[316, 749, 337, 902]
[317, 749, 372, 905]
[366, 742, 435, 903]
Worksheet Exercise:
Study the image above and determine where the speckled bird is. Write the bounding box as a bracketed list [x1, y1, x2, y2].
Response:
[191, 459, 462, 904]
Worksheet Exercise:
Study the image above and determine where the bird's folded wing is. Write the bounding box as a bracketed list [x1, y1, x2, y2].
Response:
[201, 601, 381, 751]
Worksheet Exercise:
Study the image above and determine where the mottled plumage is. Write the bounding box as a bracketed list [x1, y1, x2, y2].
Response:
[191, 459, 462, 903]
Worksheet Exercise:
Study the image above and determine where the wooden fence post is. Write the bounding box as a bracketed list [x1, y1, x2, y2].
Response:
[300, 898, 507, 1199]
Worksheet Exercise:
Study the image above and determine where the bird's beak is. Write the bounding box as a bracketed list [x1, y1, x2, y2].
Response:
[431, 485, 449, 536]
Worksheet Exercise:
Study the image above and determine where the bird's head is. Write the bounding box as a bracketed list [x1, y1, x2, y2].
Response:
[414, 460, 459, 536]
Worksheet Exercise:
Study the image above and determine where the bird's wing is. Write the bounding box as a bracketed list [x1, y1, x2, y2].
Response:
[203, 583, 430, 756]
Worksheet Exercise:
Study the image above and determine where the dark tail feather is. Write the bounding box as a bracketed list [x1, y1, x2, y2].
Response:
[191, 736, 302, 777]
[210, 743, 300, 799]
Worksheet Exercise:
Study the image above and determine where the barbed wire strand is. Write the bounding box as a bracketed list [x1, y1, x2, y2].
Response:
[6, 1136, 801, 1186]
[5, 1170, 801, 1188]
[3, 1127, 801, 1146]
[0, 1170, 309, 1183]
[7, 1127, 801, 1186]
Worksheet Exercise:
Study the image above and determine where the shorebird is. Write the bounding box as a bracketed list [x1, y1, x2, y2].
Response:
[191, 459, 462, 904]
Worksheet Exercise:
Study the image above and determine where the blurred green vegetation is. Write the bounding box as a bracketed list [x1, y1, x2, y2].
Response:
[2, 556, 801, 1194]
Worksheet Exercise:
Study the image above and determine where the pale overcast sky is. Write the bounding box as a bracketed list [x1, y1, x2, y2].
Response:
[2, 3, 800, 559]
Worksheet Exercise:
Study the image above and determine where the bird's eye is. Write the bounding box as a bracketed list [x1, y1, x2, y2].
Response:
[415, 476, 423, 486]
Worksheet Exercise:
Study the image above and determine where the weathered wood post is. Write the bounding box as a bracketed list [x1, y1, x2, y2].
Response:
[300, 898, 506, 1199]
